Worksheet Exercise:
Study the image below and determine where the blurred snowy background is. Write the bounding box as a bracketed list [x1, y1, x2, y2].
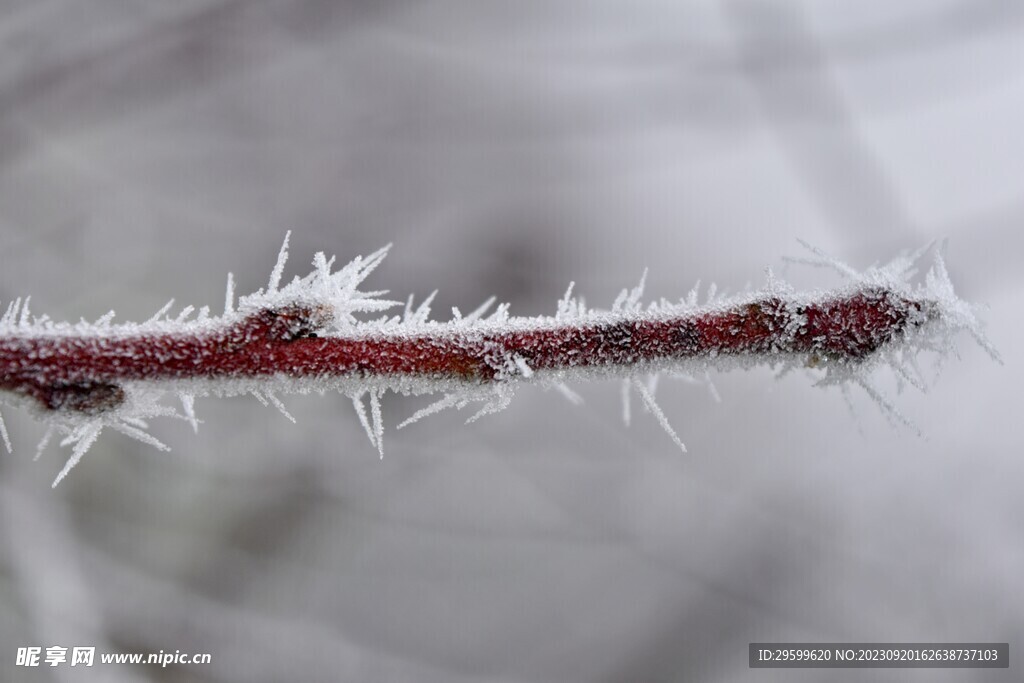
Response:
[0, 1, 1020, 681]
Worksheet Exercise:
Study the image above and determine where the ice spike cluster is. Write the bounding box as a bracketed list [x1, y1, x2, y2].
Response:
[0, 235, 999, 486]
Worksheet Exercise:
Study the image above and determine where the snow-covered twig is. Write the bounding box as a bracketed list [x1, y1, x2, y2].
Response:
[0, 236, 999, 486]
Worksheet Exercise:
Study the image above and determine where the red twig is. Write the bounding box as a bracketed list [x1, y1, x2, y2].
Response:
[0, 287, 925, 416]
[0, 238, 996, 487]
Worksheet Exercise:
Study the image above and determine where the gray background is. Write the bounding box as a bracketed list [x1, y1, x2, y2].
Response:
[0, 1, 1019, 681]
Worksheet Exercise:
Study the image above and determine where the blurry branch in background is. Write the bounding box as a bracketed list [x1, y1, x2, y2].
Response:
[0, 235, 998, 487]
[727, 0, 919, 246]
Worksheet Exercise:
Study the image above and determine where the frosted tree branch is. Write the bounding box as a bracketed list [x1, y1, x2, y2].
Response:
[0, 235, 999, 486]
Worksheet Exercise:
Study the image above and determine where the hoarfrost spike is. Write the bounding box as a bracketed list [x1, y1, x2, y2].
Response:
[19, 297, 31, 328]
[853, 377, 921, 436]
[397, 393, 462, 429]
[403, 294, 414, 321]
[466, 388, 513, 424]
[685, 280, 701, 308]
[359, 244, 392, 281]
[224, 273, 235, 315]
[786, 238, 859, 278]
[465, 296, 497, 323]
[109, 422, 170, 452]
[704, 372, 721, 404]
[1, 299, 16, 325]
[53, 424, 103, 488]
[411, 290, 438, 325]
[265, 391, 296, 424]
[35, 425, 55, 461]
[610, 272, 643, 315]
[174, 305, 194, 323]
[557, 282, 576, 319]
[627, 269, 648, 311]
[0, 410, 10, 453]
[180, 394, 199, 433]
[621, 379, 632, 427]
[370, 390, 384, 459]
[632, 378, 687, 453]
[146, 299, 175, 324]
[268, 231, 291, 293]
[552, 383, 584, 406]
[705, 282, 718, 305]
[350, 392, 376, 449]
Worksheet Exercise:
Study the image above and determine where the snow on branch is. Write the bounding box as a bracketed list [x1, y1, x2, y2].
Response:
[0, 236, 999, 486]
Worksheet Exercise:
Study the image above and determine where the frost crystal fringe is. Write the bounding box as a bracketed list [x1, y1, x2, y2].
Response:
[0, 235, 999, 486]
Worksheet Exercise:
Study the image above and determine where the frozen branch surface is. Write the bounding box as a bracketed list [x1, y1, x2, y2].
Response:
[0, 236, 999, 486]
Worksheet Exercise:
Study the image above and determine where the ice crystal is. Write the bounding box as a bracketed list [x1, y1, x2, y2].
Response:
[0, 235, 998, 486]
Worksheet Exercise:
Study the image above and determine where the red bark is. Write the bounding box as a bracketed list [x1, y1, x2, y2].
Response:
[0, 288, 925, 414]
